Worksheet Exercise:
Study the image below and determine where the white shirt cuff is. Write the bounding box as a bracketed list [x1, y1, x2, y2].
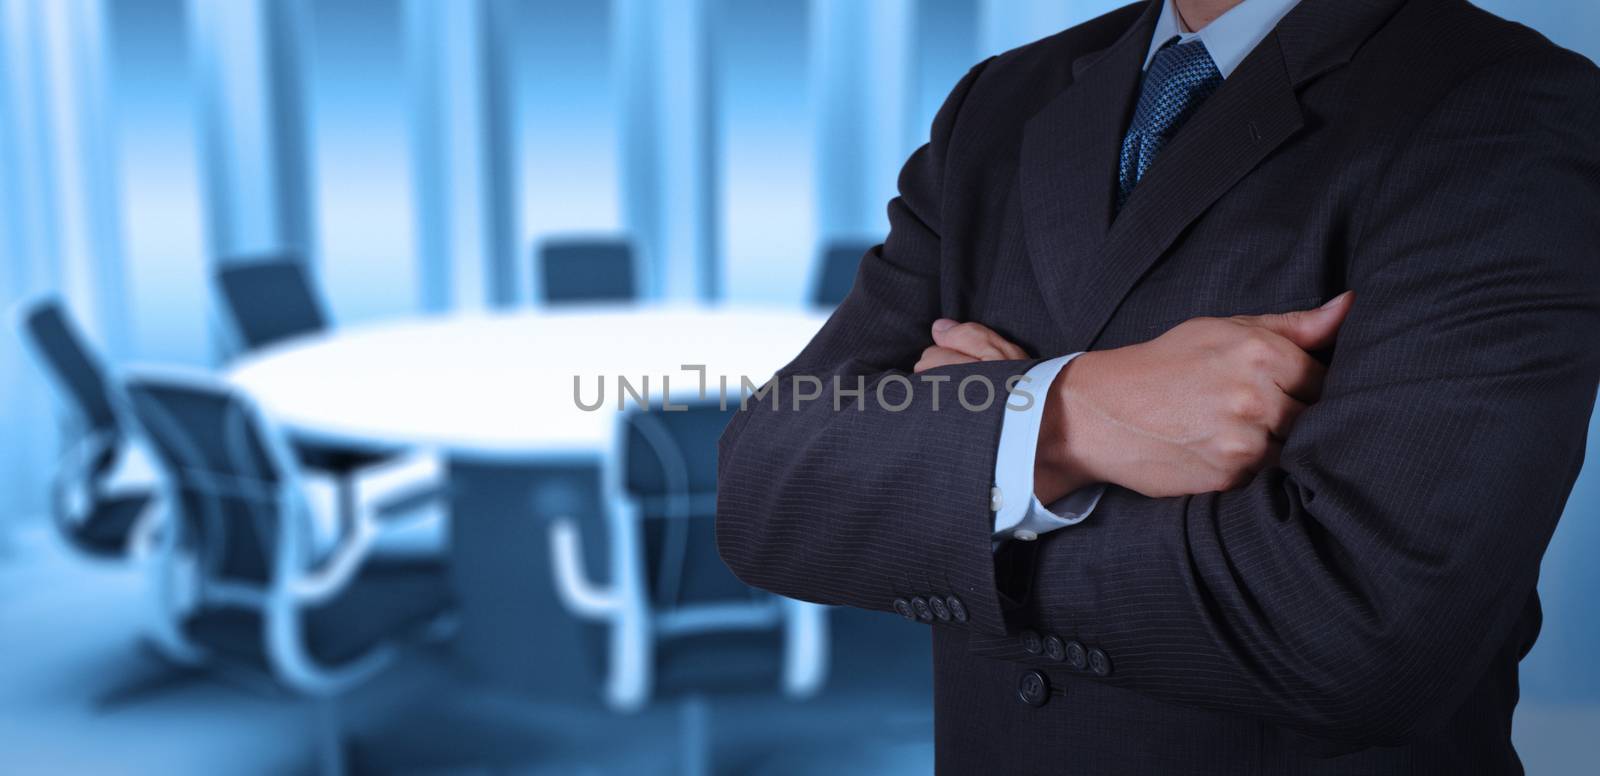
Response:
[990, 354, 1103, 543]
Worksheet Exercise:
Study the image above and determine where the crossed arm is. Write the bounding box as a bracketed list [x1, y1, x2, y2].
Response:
[716, 50, 1600, 744]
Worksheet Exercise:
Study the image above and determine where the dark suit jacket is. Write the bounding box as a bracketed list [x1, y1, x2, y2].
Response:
[716, 0, 1600, 772]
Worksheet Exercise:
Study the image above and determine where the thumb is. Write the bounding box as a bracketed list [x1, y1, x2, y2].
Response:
[1243, 291, 1354, 351]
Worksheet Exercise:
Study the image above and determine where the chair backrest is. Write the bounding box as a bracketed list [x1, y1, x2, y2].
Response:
[215, 256, 328, 351]
[124, 374, 293, 586]
[538, 238, 637, 304]
[621, 403, 750, 609]
[20, 298, 120, 436]
[812, 240, 873, 308]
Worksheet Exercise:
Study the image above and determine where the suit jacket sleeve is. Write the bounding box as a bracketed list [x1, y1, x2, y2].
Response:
[1009, 49, 1600, 745]
[716, 56, 1041, 637]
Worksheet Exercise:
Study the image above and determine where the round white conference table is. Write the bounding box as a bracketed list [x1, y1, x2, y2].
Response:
[228, 305, 829, 456]
[227, 305, 829, 695]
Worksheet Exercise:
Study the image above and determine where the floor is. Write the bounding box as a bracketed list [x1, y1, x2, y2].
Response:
[0, 525, 934, 775]
[2, 525, 1597, 775]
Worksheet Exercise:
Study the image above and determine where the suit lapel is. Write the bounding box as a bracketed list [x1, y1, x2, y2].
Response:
[1019, 1, 1158, 342]
[1020, 0, 1408, 353]
[1066, 37, 1304, 350]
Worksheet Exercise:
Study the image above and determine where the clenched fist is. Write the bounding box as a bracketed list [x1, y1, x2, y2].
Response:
[1036, 292, 1354, 501]
[914, 292, 1355, 503]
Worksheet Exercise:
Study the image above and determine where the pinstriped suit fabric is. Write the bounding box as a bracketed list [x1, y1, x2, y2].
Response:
[716, 0, 1600, 772]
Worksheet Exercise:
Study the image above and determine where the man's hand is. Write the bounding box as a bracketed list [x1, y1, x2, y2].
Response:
[914, 293, 1355, 503]
[1036, 292, 1354, 502]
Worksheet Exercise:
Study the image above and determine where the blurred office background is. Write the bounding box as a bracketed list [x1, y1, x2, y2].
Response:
[2, 0, 1597, 773]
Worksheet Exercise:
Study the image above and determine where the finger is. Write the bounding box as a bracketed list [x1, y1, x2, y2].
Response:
[1259, 339, 1329, 404]
[1238, 432, 1282, 479]
[914, 346, 979, 373]
[932, 321, 1006, 359]
[1261, 394, 1308, 441]
[931, 321, 1028, 361]
[1238, 291, 1354, 351]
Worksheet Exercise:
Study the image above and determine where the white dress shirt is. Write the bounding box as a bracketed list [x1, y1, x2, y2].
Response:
[990, 0, 1301, 543]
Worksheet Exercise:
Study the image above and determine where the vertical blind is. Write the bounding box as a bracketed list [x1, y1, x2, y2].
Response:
[2, 0, 1597, 700]
[0, 0, 1135, 511]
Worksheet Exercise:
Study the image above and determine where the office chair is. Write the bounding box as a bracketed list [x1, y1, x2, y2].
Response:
[214, 255, 425, 531]
[549, 402, 829, 711]
[124, 370, 454, 774]
[215, 256, 330, 352]
[811, 240, 874, 308]
[536, 237, 638, 304]
[16, 298, 159, 559]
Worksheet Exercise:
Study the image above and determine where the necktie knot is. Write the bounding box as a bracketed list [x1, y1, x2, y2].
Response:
[1118, 38, 1223, 208]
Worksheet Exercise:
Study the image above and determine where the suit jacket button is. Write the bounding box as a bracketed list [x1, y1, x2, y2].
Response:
[1044, 634, 1066, 662]
[1066, 640, 1088, 671]
[945, 595, 968, 623]
[1088, 647, 1113, 677]
[911, 597, 934, 622]
[929, 595, 951, 621]
[1018, 670, 1051, 707]
[892, 598, 915, 620]
[1020, 629, 1044, 655]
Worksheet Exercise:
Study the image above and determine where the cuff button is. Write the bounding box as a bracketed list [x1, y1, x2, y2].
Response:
[1066, 640, 1088, 671]
[945, 595, 968, 623]
[1044, 634, 1066, 662]
[990, 487, 1004, 512]
[1088, 647, 1113, 677]
[930, 596, 951, 621]
[911, 596, 934, 622]
[892, 598, 915, 620]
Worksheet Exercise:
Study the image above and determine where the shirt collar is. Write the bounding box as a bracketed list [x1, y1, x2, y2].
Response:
[1143, 0, 1302, 79]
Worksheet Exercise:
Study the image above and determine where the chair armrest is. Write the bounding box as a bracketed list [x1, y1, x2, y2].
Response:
[289, 516, 379, 606]
[781, 598, 830, 698]
[370, 484, 450, 521]
[354, 449, 448, 521]
[549, 517, 620, 619]
[101, 439, 161, 497]
[50, 428, 119, 529]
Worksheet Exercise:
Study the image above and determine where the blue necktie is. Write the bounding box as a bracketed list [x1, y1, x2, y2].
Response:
[1117, 38, 1223, 208]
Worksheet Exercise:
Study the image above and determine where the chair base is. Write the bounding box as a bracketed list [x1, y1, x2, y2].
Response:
[314, 697, 350, 776]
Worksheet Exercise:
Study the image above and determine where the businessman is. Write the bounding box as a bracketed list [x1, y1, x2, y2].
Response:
[717, 0, 1600, 773]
